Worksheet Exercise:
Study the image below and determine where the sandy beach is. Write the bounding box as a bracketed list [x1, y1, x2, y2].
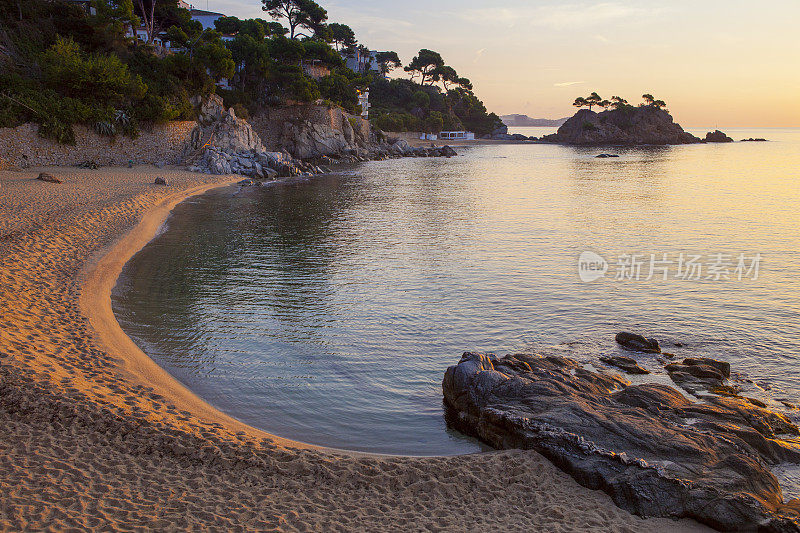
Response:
[0, 165, 713, 532]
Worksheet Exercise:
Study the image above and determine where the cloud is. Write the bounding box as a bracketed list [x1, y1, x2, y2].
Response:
[461, 2, 666, 31]
[554, 81, 586, 87]
[473, 48, 487, 63]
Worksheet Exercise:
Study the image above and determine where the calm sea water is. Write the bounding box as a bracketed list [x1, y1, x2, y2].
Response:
[113, 128, 800, 456]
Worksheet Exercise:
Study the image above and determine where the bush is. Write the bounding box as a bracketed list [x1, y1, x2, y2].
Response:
[232, 103, 249, 119]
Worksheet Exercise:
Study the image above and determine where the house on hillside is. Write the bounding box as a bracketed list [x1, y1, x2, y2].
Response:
[342, 50, 383, 76]
[190, 9, 226, 31]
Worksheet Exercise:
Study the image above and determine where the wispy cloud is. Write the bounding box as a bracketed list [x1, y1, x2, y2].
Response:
[554, 81, 586, 87]
[473, 48, 487, 63]
[460, 2, 666, 31]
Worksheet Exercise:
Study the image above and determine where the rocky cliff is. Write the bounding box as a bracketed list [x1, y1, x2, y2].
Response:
[543, 107, 701, 145]
[250, 105, 372, 159]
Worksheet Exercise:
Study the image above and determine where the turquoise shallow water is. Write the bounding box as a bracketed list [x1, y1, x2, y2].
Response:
[113, 128, 800, 455]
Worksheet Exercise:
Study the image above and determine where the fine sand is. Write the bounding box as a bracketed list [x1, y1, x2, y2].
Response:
[0, 166, 713, 532]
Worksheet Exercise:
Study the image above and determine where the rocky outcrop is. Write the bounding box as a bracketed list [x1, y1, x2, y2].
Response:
[615, 331, 661, 353]
[443, 351, 800, 531]
[599, 355, 650, 374]
[250, 105, 370, 159]
[706, 130, 734, 143]
[543, 107, 701, 146]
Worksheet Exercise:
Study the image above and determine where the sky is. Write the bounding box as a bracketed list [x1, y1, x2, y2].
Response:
[198, 0, 800, 127]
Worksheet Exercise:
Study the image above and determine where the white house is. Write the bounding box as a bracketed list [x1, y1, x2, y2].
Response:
[342, 50, 383, 76]
[190, 9, 226, 31]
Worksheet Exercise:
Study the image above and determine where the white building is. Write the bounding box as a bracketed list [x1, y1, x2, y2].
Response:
[342, 50, 383, 76]
[438, 131, 475, 140]
[357, 90, 370, 119]
[190, 9, 226, 31]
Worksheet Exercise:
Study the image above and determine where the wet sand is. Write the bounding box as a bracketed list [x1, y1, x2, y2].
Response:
[0, 166, 712, 531]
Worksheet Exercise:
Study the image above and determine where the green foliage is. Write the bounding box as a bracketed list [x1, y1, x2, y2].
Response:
[412, 90, 430, 110]
[328, 22, 356, 50]
[318, 73, 357, 110]
[404, 49, 444, 85]
[262, 0, 328, 39]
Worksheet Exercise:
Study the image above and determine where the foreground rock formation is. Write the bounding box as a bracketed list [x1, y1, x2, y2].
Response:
[542, 107, 701, 145]
[443, 351, 800, 531]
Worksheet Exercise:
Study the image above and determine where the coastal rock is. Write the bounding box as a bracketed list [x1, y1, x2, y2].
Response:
[443, 351, 800, 531]
[154, 177, 167, 185]
[596, 153, 619, 158]
[615, 332, 661, 353]
[705, 130, 734, 143]
[36, 172, 61, 184]
[742, 138, 768, 142]
[599, 355, 650, 374]
[440, 145, 457, 157]
[666, 357, 732, 395]
[543, 107, 701, 146]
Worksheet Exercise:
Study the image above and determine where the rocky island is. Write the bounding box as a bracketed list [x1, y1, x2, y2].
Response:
[443, 336, 800, 532]
[539, 94, 740, 146]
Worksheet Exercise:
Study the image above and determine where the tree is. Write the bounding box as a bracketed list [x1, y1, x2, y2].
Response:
[651, 99, 667, 110]
[133, 0, 156, 44]
[641, 93, 654, 106]
[435, 65, 459, 90]
[598, 99, 611, 110]
[328, 22, 355, 51]
[404, 49, 444, 85]
[214, 16, 241, 35]
[610, 95, 628, 109]
[586, 92, 602, 110]
[573, 96, 588, 109]
[374, 51, 401, 77]
[262, 0, 327, 40]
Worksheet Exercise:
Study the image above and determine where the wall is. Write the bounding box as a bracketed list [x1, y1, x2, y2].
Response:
[0, 121, 197, 169]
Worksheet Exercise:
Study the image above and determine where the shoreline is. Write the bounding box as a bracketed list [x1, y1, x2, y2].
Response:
[0, 164, 712, 531]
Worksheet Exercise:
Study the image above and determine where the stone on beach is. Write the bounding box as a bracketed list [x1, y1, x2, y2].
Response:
[443, 351, 800, 531]
[154, 177, 167, 185]
[36, 172, 61, 184]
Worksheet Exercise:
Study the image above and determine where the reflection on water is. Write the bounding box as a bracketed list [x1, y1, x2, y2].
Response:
[113, 128, 800, 455]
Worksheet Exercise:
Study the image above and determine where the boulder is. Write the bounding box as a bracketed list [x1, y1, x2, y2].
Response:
[596, 153, 619, 158]
[440, 145, 457, 157]
[741, 138, 768, 142]
[443, 351, 800, 531]
[599, 355, 650, 374]
[154, 177, 167, 185]
[36, 172, 61, 184]
[705, 130, 734, 143]
[615, 332, 661, 353]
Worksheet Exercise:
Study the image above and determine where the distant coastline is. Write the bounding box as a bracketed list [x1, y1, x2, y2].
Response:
[501, 114, 569, 128]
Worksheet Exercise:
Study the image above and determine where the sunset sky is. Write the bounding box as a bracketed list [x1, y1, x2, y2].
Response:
[204, 0, 800, 127]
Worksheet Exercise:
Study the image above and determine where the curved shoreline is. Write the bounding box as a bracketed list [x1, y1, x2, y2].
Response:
[78, 177, 316, 450]
[0, 165, 712, 531]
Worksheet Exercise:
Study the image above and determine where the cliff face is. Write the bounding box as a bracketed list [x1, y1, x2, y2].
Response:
[250, 105, 371, 159]
[545, 107, 701, 146]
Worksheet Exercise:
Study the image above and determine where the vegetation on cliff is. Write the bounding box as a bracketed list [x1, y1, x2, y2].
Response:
[0, 0, 501, 144]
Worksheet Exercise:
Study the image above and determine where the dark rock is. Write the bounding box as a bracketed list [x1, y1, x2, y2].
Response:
[440, 145, 457, 157]
[665, 362, 724, 380]
[491, 124, 509, 136]
[599, 355, 650, 374]
[542, 107, 701, 146]
[36, 173, 61, 184]
[741, 138, 768, 142]
[682, 357, 731, 378]
[705, 130, 734, 143]
[443, 351, 800, 531]
[154, 177, 167, 185]
[596, 153, 619, 158]
[237, 179, 253, 186]
[615, 332, 661, 353]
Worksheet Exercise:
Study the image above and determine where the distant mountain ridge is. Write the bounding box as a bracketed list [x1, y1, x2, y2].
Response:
[501, 114, 569, 127]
